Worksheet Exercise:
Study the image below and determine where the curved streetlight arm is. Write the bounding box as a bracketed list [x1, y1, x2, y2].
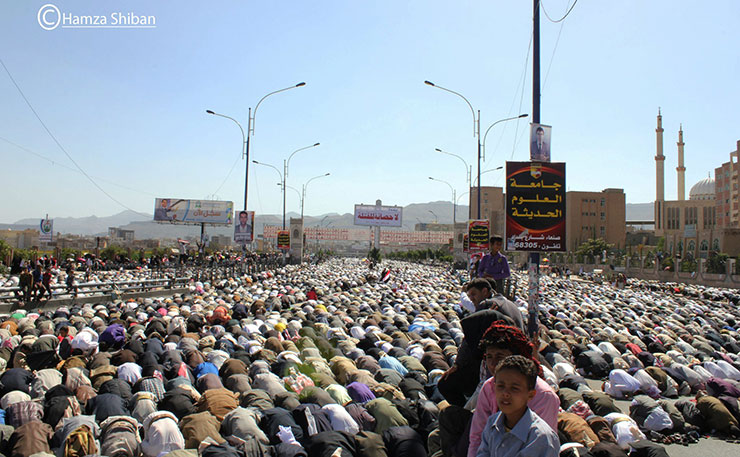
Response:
[302, 173, 330, 219]
[428, 176, 454, 195]
[286, 142, 320, 177]
[472, 166, 504, 187]
[425, 81, 477, 136]
[284, 184, 302, 202]
[252, 160, 283, 180]
[456, 191, 470, 204]
[305, 172, 331, 189]
[482, 113, 529, 161]
[206, 111, 247, 158]
[435, 148, 470, 185]
[251, 82, 306, 134]
[429, 176, 457, 225]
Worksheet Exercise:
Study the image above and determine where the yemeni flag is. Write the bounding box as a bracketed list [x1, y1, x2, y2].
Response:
[381, 269, 391, 283]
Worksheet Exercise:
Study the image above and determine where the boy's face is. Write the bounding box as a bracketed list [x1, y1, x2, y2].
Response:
[466, 286, 489, 306]
[491, 240, 502, 254]
[494, 368, 536, 416]
[484, 346, 513, 375]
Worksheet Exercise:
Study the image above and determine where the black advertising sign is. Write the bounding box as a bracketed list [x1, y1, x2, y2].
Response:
[468, 220, 490, 252]
[277, 230, 291, 250]
[505, 162, 566, 251]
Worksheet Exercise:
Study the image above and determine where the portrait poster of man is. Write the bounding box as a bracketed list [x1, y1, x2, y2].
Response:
[530, 123, 552, 162]
[234, 210, 254, 243]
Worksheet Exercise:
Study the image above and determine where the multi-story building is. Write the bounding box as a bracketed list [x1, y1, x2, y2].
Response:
[565, 189, 626, 252]
[108, 227, 135, 242]
[209, 234, 232, 249]
[715, 141, 740, 228]
[0, 229, 39, 249]
[468, 186, 505, 236]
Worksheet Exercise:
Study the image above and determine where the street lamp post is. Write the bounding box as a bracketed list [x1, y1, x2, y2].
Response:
[435, 148, 471, 188]
[252, 160, 283, 226]
[428, 210, 438, 224]
[302, 173, 330, 220]
[425, 80, 481, 218]
[481, 113, 529, 160]
[284, 184, 303, 213]
[284, 142, 320, 228]
[429, 176, 456, 225]
[206, 82, 305, 212]
[472, 166, 504, 187]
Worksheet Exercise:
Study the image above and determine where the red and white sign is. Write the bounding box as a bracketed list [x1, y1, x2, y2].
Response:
[353, 205, 403, 227]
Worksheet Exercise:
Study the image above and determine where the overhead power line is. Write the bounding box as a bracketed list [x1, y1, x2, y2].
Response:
[0, 136, 158, 198]
[0, 57, 150, 218]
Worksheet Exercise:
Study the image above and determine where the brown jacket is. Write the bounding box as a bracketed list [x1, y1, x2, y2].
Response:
[179, 411, 225, 449]
[196, 388, 239, 421]
[8, 421, 54, 457]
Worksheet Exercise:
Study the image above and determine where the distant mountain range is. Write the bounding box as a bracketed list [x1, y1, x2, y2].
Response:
[4, 201, 655, 240]
[5, 202, 470, 239]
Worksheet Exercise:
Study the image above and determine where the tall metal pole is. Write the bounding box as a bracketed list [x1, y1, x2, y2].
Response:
[244, 108, 251, 211]
[533, 0, 541, 125]
[451, 194, 457, 226]
[529, 0, 541, 342]
[284, 143, 320, 229]
[282, 159, 287, 229]
[476, 110, 481, 219]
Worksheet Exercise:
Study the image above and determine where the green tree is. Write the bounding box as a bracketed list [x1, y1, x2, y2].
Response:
[576, 238, 613, 258]
[706, 252, 728, 274]
[0, 239, 11, 264]
[367, 247, 382, 264]
[100, 245, 127, 261]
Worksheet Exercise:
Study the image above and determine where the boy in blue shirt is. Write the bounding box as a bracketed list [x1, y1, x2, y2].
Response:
[476, 356, 559, 457]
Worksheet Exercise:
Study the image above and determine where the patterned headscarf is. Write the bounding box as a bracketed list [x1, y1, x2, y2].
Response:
[478, 321, 534, 359]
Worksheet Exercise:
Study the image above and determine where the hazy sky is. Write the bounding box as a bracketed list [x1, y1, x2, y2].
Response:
[2, 1, 739, 222]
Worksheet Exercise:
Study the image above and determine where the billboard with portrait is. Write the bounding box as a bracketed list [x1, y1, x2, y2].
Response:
[234, 210, 254, 243]
[153, 199, 234, 225]
[530, 123, 552, 162]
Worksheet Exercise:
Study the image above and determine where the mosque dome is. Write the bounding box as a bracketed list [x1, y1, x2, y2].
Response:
[689, 177, 715, 200]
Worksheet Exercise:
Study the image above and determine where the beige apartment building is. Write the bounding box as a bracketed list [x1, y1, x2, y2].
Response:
[565, 189, 626, 252]
[468, 186, 506, 236]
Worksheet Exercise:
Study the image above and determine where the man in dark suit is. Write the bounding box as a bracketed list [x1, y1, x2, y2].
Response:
[530, 126, 550, 162]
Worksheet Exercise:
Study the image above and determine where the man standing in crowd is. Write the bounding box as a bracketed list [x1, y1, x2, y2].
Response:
[476, 235, 510, 294]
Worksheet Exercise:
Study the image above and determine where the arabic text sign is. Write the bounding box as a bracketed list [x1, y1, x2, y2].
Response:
[468, 220, 490, 252]
[354, 205, 403, 227]
[153, 199, 234, 225]
[277, 231, 290, 250]
[39, 218, 53, 243]
[505, 162, 566, 252]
